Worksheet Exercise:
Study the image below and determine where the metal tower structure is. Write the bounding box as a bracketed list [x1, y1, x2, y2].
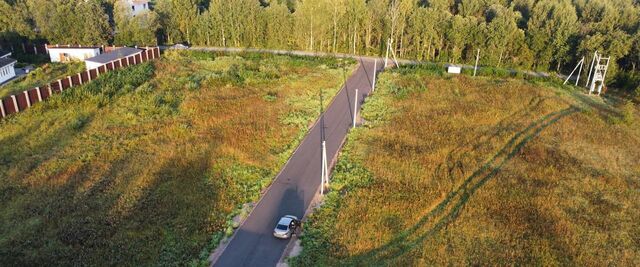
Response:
[585, 51, 611, 96]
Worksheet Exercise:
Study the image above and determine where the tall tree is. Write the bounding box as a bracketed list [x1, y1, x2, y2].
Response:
[114, 0, 160, 46]
[526, 0, 578, 71]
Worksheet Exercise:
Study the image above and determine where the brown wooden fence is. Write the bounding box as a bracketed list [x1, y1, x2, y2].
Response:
[0, 47, 161, 119]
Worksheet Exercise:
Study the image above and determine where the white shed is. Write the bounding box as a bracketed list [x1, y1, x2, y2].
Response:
[46, 46, 101, 63]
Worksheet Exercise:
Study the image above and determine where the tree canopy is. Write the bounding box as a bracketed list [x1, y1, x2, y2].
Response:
[1, 0, 639, 78]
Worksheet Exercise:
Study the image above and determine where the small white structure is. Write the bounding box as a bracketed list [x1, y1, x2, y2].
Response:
[447, 65, 462, 74]
[585, 51, 610, 96]
[0, 50, 17, 84]
[85, 47, 142, 70]
[46, 45, 101, 63]
[126, 0, 150, 17]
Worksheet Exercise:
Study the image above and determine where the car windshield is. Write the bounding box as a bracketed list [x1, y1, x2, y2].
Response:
[276, 224, 288, 231]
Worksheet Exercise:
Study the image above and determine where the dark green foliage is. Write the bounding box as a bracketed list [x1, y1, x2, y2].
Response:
[225, 64, 246, 85]
[3, 0, 637, 93]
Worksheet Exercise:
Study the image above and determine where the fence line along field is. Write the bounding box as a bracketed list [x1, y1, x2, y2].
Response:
[293, 65, 640, 266]
[0, 50, 354, 266]
[0, 62, 84, 99]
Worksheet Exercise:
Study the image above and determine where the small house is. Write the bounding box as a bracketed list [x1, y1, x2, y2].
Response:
[46, 45, 101, 63]
[84, 47, 142, 70]
[0, 50, 17, 84]
[127, 0, 150, 16]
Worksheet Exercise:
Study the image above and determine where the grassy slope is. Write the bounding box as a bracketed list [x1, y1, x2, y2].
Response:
[0, 62, 85, 98]
[0, 50, 354, 266]
[294, 66, 640, 266]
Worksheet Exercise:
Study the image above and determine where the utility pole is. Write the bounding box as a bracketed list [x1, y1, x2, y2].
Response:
[320, 90, 328, 195]
[389, 39, 400, 68]
[586, 51, 597, 88]
[563, 57, 584, 85]
[384, 39, 390, 68]
[473, 49, 480, 77]
[372, 60, 377, 93]
[353, 89, 358, 128]
[576, 57, 584, 86]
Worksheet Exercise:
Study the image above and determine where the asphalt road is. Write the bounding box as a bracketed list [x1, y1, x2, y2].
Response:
[213, 58, 379, 267]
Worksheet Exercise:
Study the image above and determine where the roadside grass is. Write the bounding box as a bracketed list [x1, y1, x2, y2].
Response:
[293, 67, 640, 266]
[0, 50, 354, 266]
[0, 62, 85, 98]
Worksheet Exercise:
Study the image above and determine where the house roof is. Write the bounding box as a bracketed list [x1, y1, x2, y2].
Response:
[47, 46, 100, 50]
[0, 50, 10, 58]
[0, 57, 17, 68]
[85, 47, 142, 64]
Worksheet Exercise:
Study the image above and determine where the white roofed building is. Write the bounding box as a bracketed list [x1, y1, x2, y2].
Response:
[45, 45, 101, 63]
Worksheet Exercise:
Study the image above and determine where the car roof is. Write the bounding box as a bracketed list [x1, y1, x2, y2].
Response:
[277, 217, 294, 225]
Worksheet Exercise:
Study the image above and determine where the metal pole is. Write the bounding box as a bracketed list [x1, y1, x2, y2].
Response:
[372, 60, 377, 93]
[384, 39, 390, 69]
[575, 57, 584, 86]
[389, 39, 399, 68]
[322, 141, 328, 184]
[590, 53, 600, 94]
[563, 58, 583, 85]
[586, 51, 597, 88]
[474, 49, 480, 76]
[321, 140, 326, 195]
[353, 89, 358, 128]
[320, 89, 326, 195]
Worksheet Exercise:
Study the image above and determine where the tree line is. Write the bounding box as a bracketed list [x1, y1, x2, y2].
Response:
[1, 0, 639, 81]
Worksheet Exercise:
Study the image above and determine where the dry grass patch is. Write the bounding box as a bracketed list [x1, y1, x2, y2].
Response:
[294, 67, 640, 266]
[0, 50, 354, 266]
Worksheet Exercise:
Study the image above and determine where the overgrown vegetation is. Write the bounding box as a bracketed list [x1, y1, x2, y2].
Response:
[1, 0, 639, 94]
[293, 67, 640, 266]
[0, 62, 85, 98]
[0, 50, 354, 266]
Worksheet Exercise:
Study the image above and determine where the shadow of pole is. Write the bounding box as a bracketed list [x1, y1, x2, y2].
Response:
[344, 106, 579, 265]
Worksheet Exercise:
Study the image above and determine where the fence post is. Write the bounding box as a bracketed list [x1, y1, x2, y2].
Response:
[11, 95, 19, 112]
[67, 76, 73, 89]
[110, 61, 115, 70]
[58, 80, 63, 92]
[24, 91, 31, 108]
[36, 87, 42, 101]
[87, 70, 92, 82]
[78, 73, 83, 85]
[0, 100, 5, 118]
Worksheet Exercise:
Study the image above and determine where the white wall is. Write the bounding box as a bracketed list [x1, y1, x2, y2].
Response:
[48, 48, 101, 63]
[85, 61, 105, 71]
[0, 63, 16, 84]
[128, 0, 150, 17]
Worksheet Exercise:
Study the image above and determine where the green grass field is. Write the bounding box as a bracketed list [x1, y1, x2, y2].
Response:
[293, 66, 640, 266]
[0, 62, 85, 98]
[0, 50, 354, 266]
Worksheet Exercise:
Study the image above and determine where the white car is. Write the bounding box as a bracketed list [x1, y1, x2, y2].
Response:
[273, 215, 300, 239]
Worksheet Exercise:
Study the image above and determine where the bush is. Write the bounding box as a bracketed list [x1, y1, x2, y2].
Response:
[225, 64, 245, 85]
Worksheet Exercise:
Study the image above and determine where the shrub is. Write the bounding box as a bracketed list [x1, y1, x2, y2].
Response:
[225, 64, 245, 85]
